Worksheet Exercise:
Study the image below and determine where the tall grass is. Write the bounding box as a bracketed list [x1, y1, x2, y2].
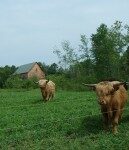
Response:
[0, 89, 129, 149]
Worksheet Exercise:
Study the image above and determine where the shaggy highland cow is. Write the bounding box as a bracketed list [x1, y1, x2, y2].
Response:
[83, 81, 128, 134]
[37, 79, 55, 102]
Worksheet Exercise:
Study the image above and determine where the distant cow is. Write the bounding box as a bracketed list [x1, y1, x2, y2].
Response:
[83, 81, 128, 134]
[36, 79, 55, 102]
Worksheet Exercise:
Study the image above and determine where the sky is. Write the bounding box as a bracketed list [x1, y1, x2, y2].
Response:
[0, 0, 129, 67]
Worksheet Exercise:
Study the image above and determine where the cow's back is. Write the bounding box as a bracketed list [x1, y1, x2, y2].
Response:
[111, 84, 128, 109]
[47, 81, 55, 92]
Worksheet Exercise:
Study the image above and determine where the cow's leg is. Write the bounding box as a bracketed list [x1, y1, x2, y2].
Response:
[51, 92, 55, 100]
[41, 91, 45, 100]
[47, 92, 52, 100]
[119, 109, 123, 122]
[102, 112, 109, 131]
[101, 107, 109, 131]
[49, 93, 53, 100]
[40, 89, 46, 101]
[52, 93, 54, 99]
[42, 91, 48, 102]
[50, 92, 55, 100]
[46, 93, 50, 101]
[112, 109, 120, 134]
[42, 93, 45, 100]
[107, 107, 112, 127]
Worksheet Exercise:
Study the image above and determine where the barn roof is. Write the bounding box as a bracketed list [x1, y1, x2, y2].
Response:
[14, 62, 36, 74]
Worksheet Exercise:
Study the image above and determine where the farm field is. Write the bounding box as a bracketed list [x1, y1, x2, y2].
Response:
[0, 89, 129, 150]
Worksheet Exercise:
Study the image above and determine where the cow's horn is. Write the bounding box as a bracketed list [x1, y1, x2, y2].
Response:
[82, 83, 97, 87]
[34, 81, 39, 84]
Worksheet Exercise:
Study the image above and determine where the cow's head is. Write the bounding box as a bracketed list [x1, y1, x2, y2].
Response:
[37, 79, 49, 88]
[83, 81, 125, 105]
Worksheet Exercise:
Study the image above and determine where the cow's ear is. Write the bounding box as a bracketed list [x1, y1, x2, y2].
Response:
[113, 82, 124, 92]
[113, 85, 119, 92]
[46, 79, 49, 84]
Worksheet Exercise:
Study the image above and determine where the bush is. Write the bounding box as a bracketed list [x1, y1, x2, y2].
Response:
[5, 74, 97, 91]
[47, 74, 97, 91]
[22, 77, 38, 89]
[5, 75, 38, 89]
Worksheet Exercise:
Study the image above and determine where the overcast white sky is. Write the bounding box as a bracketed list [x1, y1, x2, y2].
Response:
[0, 0, 129, 67]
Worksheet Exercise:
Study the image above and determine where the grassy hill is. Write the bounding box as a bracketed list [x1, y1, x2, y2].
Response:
[0, 89, 129, 149]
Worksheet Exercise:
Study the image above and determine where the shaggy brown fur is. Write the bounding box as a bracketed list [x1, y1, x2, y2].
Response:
[83, 81, 128, 134]
[38, 79, 55, 102]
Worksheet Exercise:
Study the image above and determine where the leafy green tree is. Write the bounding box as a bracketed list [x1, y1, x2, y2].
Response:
[120, 46, 129, 80]
[53, 41, 77, 69]
[79, 34, 90, 60]
[0, 65, 16, 88]
[109, 21, 126, 54]
[91, 24, 112, 80]
[91, 21, 127, 81]
[52, 21, 129, 90]
[47, 63, 58, 74]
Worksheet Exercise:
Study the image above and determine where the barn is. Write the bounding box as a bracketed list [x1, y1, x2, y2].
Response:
[14, 62, 45, 79]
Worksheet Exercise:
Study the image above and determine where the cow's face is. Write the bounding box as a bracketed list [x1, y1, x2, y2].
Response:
[83, 81, 125, 105]
[96, 84, 114, 105]
[38, 79, 49, 88]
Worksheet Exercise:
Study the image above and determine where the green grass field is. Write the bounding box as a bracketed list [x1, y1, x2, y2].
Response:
[0, 89, 129, 150]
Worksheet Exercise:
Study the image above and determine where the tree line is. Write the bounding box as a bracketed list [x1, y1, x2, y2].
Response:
[0, 21, 129, 90]
[54, 21, 129, 83]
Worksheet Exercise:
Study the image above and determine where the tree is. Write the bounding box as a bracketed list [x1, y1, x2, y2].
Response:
[120, 46, 129, 80]
[53, 41, 77, 70]
[79, 34, 90, 60]
[91, 24, 113, 80]
[47, 63, 58, 74]
[91, 21, 127, 81]
[0, 65, 17, 88]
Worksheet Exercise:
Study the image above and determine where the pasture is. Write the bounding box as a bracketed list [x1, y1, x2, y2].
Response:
[0, 89, 129, 150]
